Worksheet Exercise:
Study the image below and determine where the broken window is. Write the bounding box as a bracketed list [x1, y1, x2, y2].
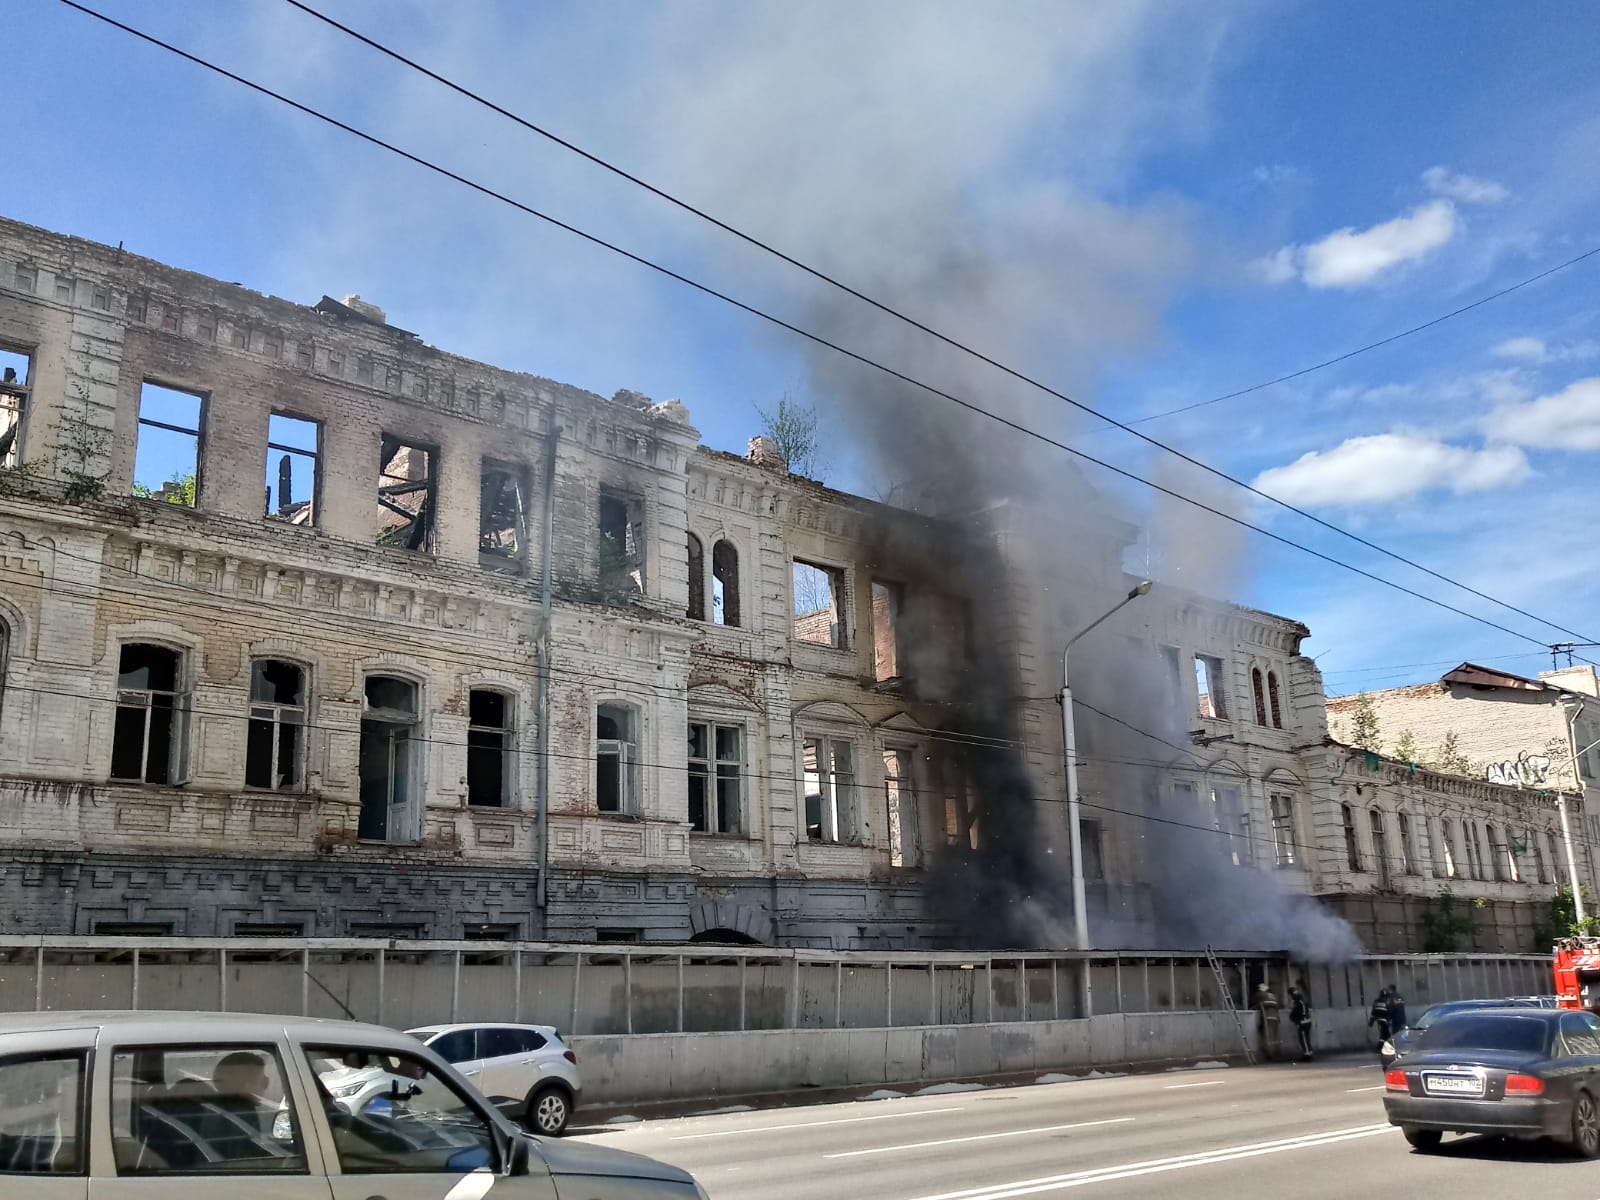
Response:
[111, 643, 189, 785]
[712, 540, 740, 627]
[793, 560, 845, 648]
[479, 462, 528, 571]
[245, 659, 305, 790]
[1269, 793, 1297, 868]
[1194, 654, 1227, 720]
[688, 721, 741, 834]
[1210, 785, 1251, 866]
[467, 689, 512, 808]
[1341, 803, 1362, 871]
[597, 490, 643, 601]
[264, 413, 320, 525]
[1438, 818, 1457, 879]
[1534, 829, 1550, 884]
[1267, 671, 1284, 728]
[359, 675, 420, 842]
[802, 735, 856, 844]
[686, 533, 705, 620]
[377, 434, 437, 552]
[1548, 830, 1563, 884]
[0, 344, 32, 468]
[1464, 821, 1481, 880]
[596, 703, 638, 814]
[1080, 818, 1105, 881]
[885, 748, 919, 868]
[872, 581, 902, 682]
[134, 383, 202, 507]
[1487, 823, 1507, 882]
[1370, 809, 1391, 889]
[1251, 668, 1267, 726]
[1397, 810, 1416, 876]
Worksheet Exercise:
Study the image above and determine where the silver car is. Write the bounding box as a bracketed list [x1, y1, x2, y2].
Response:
[0, 1010, 704, 1198]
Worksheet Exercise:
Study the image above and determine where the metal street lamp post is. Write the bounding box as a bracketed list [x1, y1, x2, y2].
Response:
[1062, 581, 1153, 952]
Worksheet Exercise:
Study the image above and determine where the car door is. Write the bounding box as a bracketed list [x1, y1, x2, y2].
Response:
[1563, 1012, 1600, 1088]
[295, 1040, 557, 1200]
[423, 1030, 482, 1093]
[87, 1037, 332, 1200]
[474, 1028, 545, 1104]
[0, 1029, 94, 1200]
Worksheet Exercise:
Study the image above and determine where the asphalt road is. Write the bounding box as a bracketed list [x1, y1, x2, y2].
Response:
[572, 1058, 1600, 1199]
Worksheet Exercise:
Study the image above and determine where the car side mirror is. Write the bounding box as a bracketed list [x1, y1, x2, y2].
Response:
[506, 1133, 531, 1177]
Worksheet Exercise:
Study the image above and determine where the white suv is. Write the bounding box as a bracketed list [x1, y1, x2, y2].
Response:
[407, 1023, 582, 1135]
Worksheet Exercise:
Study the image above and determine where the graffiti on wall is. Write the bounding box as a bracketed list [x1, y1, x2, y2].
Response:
[1484, 752, 1551, 788]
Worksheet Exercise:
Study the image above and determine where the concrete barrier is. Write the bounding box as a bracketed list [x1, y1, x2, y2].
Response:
[569, 1005, 1379, 1106]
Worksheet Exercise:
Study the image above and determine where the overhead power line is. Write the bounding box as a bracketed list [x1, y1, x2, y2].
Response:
[45, 1, 1590, 655]
[271, 0, 1600, 649]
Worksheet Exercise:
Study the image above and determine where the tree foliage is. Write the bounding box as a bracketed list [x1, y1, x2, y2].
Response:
[1429, 730, 1475, 778]
[1348, 693, 1381, 753]
[1419, 888, 1482, 953]
[1393, 729, 1418, 764]
[755, 392, 824, 479]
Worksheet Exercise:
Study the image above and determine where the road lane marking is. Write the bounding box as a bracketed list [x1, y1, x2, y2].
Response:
[901, 1123, 1395, 1199]
[822, 1117, 1135, 1159]
[1164, 1081, 1225, 1089]
[669, 1105, 966, 1140]
[1346, 1085, 1385, 1093]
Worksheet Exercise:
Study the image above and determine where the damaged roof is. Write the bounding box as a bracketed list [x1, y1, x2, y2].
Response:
[1441, 662, 1548, 691]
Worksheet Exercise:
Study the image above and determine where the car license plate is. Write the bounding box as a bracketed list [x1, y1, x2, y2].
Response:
[1422, 1073, 1483, 1097]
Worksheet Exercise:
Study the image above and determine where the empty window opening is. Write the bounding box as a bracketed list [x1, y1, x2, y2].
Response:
[1251, 669, 1267, 726]
[134, 383, 202, 507]
[596, 704, 639, 814]
[1464, 822, 1481, 880]
[0, 344, 32, 468]
[359, 675, 420, 842]
[794, 561, 845, 648]
[245, 659, 305, 791]
[1210, 785, 1251, 866]
[873, 581, 903, 682]
[111, 643, 189, 785]
[597, 491, 644, 600]
[1549, 831, 1564, 885]
[264, 413, 320, 526]
[885, 747, 920, 868]
[1341, 803, 1361, 871]
[1080, 818, 1105, 881]
[1370, 809, 1391, 889]
[688, 722, 742, 835]
[1488, 823, 1508, 882]
[377, 435, 437, 552]
[1535, 830, 1551, 884]
[712, 540, 740, 627]
[1267, 671, 1284, 728]
[231, 324, 250, 350]
[1398, 810, 1417, 876]
[1194, 655, 1227, 719]
[686, 533, 705, 620]
[296, 341, 313, 369]
[479, 463, 528, 571]
[1269, 793, 1297, 867]
[595, 928, 642, 944]
[467, 689, 512, 808]
[263, 331, 283, 359]
[803, 735, 856, 844]
[196, 313, 216, 341]
[1439, 819, 1458, 879]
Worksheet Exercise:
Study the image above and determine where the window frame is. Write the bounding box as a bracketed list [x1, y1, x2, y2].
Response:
[264, 411, 321, 527]
[1267, 670, 1284, 729]
[1341, 803, 1362, 872]
[884, 744, 921, 868]
[134, 380, 206, 508]
[244, 658, 307, 793]
[111, 642, 191, 786]
[793, 558, 848, 650]
[1194, 654, 1228, 720]
[711, 539, 741, 628]
[596, 702, 640, 816]
[1369, 808, 1391, 889]
[0, 1049, 89, 1177]
[1397, 810, 1417, 876]
[1251, 668, 1267, 727]
[1209, 783, 1252, 866]
[467, 688, 514, 809]
[1268, 792, 1297, 868]
[0, 341, 33, 469]
[801, 733, 859, 845]
[686, 533, 706, 621]
[377, 434, 439, 554]
[479, 460, 530, 573]
[687, 719, 743, 836]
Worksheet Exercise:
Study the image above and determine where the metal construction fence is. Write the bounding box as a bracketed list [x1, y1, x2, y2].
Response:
[0, 937, 1553, 1036]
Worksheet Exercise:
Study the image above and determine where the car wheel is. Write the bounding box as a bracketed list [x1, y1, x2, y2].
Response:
[1402, 1128, 1443, 1152]
[1571, 1091, 1600, 1158]
[528, 1085, 572, 1136]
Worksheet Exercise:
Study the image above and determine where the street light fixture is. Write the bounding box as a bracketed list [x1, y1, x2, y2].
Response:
[1062, 581, 1154, 952]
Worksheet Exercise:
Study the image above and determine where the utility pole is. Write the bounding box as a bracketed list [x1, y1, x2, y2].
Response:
[1564, 700, 1589, 923]
[1061, 581, 1153, 952]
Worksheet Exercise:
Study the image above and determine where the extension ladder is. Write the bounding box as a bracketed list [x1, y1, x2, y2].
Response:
[1205, 944, 1256, 1065]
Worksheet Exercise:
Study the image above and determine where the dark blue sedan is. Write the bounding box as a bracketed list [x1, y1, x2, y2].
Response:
[1380, 997, 1547, 1069]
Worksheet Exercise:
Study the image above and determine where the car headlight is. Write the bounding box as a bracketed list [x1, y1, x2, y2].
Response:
[330, 1081, 367, 1099]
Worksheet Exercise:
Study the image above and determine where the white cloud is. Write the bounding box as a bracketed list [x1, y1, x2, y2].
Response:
[1493, 336, 1548, 362]
[1252, 433, 1530, 506]
[1485, 377, 1600, 449]
[1422, 166, 1510, 205]
[1260, 200, 1458, 289]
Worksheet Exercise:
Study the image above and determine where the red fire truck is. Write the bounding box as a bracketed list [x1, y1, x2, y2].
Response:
[1554, 937, 1600, 1010]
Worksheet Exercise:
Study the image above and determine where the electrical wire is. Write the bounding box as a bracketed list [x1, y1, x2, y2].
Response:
[49, 0, 1589, 655]
[269, 0, 1600, 648]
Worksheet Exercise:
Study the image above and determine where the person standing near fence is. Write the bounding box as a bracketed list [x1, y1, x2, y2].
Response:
[1252, 982, 1282, 1061]
[1289, 985, 1313, 1061]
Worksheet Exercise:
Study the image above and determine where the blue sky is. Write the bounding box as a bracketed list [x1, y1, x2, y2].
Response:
[11, 0, 1600, 695]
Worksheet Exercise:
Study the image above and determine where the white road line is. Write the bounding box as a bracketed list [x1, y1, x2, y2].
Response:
[668, 1105, 966, 1140]
[1346, 1085, 1386, 1093]
[822, 1117, 1135, 1159]
[1164, 1081, 1225, 1089]
[901, 1123, 1396, 1200]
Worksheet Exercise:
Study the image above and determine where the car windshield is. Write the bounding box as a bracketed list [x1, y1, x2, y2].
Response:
[1417, 1014, 1551, 1055]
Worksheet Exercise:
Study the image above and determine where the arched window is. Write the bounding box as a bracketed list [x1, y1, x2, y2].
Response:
[246, 659, 305, 791]
[1268, 671, 1284, 729]
[360, 675, 420, 842]
[686, 534, 705, 621]
[1251, 668, 1267, 726]
[468, 689, 513, 808]
[1341, 803, 1361, 871]
[112, 643, 190, 785]
[1439, 818, 1457, 878]
[712, 540, 740, 627]
[1369, 808, 1391, 889]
